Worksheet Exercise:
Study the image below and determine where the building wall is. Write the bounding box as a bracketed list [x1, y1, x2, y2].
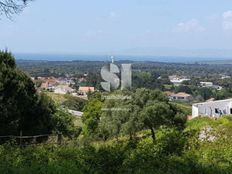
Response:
[192, 100, 232, 118]
[192, 105, 199, 118]
[170, 96, 192, 102]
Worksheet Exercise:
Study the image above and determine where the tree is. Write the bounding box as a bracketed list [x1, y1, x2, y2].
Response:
[52, 109, 76, 137]
[96, 89, 186, 141]
[0, 51, 56, 136]
[99, 94, 137, 141]
[175, 85, 192, 94]
[62, 95, 87, 111]
[95, 90, 144, 140]
[0, 0, 30, 18]
[198, 87, 213, 100]
[141, 102, 175, 141]
[82, 99, 102, 137]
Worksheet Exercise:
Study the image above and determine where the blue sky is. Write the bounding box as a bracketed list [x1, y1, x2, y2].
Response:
[1, 0, 232, 57]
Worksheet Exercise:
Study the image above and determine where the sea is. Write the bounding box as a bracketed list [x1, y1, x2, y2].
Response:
[14, 53, 227, 64]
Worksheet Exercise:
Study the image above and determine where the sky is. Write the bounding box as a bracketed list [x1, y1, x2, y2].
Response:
[1, 0, 232, 57]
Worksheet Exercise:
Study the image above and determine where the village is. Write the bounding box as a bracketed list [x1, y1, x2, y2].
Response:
[32, 76, 95, 97]
[30, 75, 95, 117]
[30, 73, 232, 120]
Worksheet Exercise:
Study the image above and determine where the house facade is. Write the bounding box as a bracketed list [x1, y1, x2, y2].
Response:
[170, 78, 190, 86]
[192, 99, 232, 118]
[199, 82, 222, 90]
[166, 92, 193, 102]
[200, 82, 213, 87]
[79, 86, 95, 96]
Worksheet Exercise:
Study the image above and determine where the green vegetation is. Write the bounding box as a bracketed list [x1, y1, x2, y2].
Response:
[45, 92, 68, 105]
[81, 89, 186, 142]
[3, 53, 232, 173]
[1, 117, 232, 173]
[46, 92, 87, 111]
[0, 51, 54, 136]
[171, 102, 192, 115]
[62, 95, 87, 111]
[18, 59, 232, 102]
[0, 51, 77, 138]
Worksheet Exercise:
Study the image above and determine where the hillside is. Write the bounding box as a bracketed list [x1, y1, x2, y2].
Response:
[1, 117, 232, 173]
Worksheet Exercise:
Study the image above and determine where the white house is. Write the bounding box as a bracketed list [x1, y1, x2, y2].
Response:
[168, 92, 193, 102]
[169, 77, 190, 86]
[200, 82, 213, 87]
[199, 82, 222, 90]
[192, 99, 232, 118]
[169, 75, 190, 86]
[220, 75, 231, 80]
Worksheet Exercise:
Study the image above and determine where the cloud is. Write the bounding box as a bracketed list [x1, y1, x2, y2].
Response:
[175, 19, 205, 33]
[223, 11, 232, 30]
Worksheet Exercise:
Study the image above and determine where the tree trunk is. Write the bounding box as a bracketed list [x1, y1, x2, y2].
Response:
[129, 132, 133, 140]
[150, 127, 155, 142]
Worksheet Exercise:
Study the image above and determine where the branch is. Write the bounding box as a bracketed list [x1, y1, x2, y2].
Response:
[0, 0, 30, 19]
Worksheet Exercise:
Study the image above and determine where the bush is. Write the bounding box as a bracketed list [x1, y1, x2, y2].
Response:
[62, 96, 87, 111]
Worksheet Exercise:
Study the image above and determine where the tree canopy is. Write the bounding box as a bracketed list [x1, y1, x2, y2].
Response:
[0, 51, 80, 144]
[0, 51, 55, 136]
[82, 89, 186, 141]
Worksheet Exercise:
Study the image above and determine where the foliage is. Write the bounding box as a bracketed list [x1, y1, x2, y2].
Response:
[83, 89, 186, 142]
[46, 92, 87, 111]
[197, 87, 213, 100]
[51, 109, 77, 137]
[62, 95, 87, 111]
[6, 58, 232, 173]
[82, 99, 103, 137]
[18, 59, 232, 101]
[0, 51, 56, 136]
[1, 117, 232, 173]
[175, 85, 193, 94]
[0, 51, 77, 140]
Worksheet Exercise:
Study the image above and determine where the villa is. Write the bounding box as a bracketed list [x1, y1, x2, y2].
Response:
[168, 92, 193, 102]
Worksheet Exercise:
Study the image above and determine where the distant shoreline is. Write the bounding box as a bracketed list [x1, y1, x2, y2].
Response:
[14, 53, 232, 64]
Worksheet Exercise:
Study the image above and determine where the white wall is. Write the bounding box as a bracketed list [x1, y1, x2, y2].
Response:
[192, 100, 232, 117]
[192, 105, 199, 118]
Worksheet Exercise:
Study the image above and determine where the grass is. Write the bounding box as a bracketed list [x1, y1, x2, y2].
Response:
[45, 92, 68, 105]
[186, 116, 232, 131]
[45, 92, 87, 105]
[170, 102, 192, 115]
[3, 114, 232, 174]
[74, 117, 83, 127]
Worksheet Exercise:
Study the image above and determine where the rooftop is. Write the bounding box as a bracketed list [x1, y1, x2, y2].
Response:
[171, 92, 192, 97]
[193, 98, 232, 106]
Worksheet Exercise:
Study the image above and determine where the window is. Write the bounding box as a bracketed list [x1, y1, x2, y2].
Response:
[215, 108, 220, 114]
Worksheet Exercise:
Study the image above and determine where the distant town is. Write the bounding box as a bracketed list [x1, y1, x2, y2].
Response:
[33, 75, 95, 97]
